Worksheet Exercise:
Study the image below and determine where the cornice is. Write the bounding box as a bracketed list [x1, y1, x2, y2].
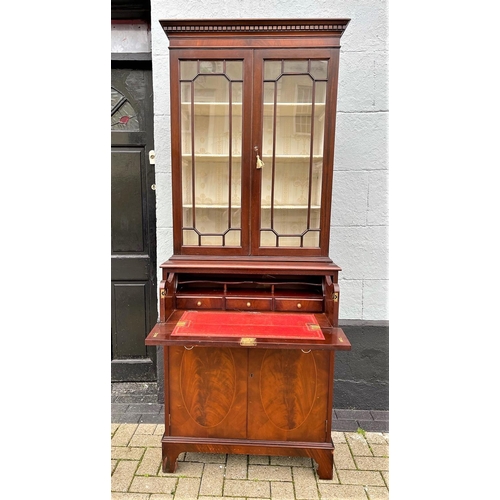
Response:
[160, 19, 350, 36]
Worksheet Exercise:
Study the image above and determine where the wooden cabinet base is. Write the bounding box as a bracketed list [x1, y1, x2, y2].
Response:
[161, 436, 335, 480]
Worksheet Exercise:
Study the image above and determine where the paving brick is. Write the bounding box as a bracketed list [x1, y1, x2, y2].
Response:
[198, 497, 245, 500]
[114, 413, 142, 424]
[357, 420, 389, 432]
[223, 479, 271, 498]
[346, 433, 372, 456]
[111, 460, 118, 474]
[135, 423, 158, 435]
[139, 413, 165, 424]
[317, 466, 340, 484]
[270, 455, 313, 467]
[337, 470, 385, 486]
[370, 410, 389, 421]
[125, 403, 163, 414]
[364, 485, 389, 499]
[163, 461, 204, 478]
[332, 443, 356, 470]
[136, 447, 162, 476]
[331, 431, 347, 443]
[370, 444, 389, 457]
[129, 434, 163, 447]
[335, 409, 373, 421]
[112, 460, 139, 492]
[112, 424, 139, 447]
[364, 432, 387, 445]
[225, 454, 248, 479]
[248, 464, 292, 481]
[155, 424, 165, 435]
[199, 463, 225, 496]
[112, 446, 146, 461]
[331, 419, 359, 432]
[150, 495, 174, 500]
[174, 477, 201, 499]
[381, 470, 389, 486]
[184, 452, 226, 463]
[249, 455, 270, 465]
[112, 423, 120, 435]
[292, 466, 319, 499]
[111, 493, 150, 500]
[129, 476, 177, 495]
[317, 483, 368, 500]
[354, 456, 389, 471]
[271, 481, 295, 499]
[113, 404, 130, 414]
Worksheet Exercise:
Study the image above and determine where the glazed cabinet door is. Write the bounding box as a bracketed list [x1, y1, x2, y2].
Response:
[169, 47, 340, 258]
[247, 349, 332, 442]
[168, 346, 248, 439]
[169, 50, 253, 255]
[251, 49, 340, 257]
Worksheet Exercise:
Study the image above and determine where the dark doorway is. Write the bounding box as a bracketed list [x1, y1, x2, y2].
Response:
[111, 62, 157, 381]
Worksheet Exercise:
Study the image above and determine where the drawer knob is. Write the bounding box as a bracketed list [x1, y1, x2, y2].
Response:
[246, 302, 251, 307]
[297, 303, 302, 309]
[196, 301, 202, 307]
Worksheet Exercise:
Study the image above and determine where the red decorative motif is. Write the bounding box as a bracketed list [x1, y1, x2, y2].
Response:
[119, 116, 130, 124]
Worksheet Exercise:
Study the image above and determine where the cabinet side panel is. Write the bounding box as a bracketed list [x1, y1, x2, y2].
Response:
[248, 349, 330, 442]
[168, 346, 248, 439]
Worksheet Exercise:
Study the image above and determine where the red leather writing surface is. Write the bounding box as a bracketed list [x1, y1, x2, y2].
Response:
[171, 311, 325, 340]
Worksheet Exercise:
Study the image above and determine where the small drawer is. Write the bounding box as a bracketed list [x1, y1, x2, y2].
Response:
[226, 297, 273, 311]
[274, 298, 323, 312]
[176, 296, 224, 310]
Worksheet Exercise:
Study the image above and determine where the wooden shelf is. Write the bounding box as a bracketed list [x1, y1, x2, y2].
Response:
[181, 154, 322, 162]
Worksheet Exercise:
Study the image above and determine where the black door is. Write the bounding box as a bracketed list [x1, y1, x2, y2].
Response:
[111, 62, 157, 381]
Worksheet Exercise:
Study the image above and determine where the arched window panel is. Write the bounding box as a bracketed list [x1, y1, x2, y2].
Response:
[111, 87, 140, 131]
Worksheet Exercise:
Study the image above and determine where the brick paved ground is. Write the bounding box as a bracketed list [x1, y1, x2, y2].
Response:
[111, 423, 389, 499]
[111, 383, 389, 499]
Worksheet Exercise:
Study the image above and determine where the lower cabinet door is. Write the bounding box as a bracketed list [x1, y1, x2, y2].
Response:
[247, 349, 332, 442]
[168, 346, 331, 443]
[168, 346, 248, 439]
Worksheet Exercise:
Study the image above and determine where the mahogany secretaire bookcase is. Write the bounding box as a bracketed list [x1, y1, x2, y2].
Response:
[145, 18, 351, 480]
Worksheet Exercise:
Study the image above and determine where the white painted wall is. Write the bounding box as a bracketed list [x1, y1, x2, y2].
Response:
[150, 0, 388, 321]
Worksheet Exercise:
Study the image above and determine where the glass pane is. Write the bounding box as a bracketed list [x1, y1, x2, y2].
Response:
[180, 61, 242, 247]
[310, 60, 328, 80]
[283, 60, 308, 73]
[279, 236, 302, 247]
[231, 160, 242, 209]
[183, 229, 199, 245]
[201, 235, 223, 245]
[264, 61, 282, 80]
[180, 60, 197, 80]
[303, 231, 320, 247]
[225, 229, 241, 246]
[111, 88, 140, 131]
[260, 59, 326, 249]
[226, 61, 243, 81]
[260, 231, 277, 247]
[200, 61, 224, 73]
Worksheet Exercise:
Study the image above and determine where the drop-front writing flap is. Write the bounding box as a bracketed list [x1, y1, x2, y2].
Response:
[171, 311, 325, 340]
